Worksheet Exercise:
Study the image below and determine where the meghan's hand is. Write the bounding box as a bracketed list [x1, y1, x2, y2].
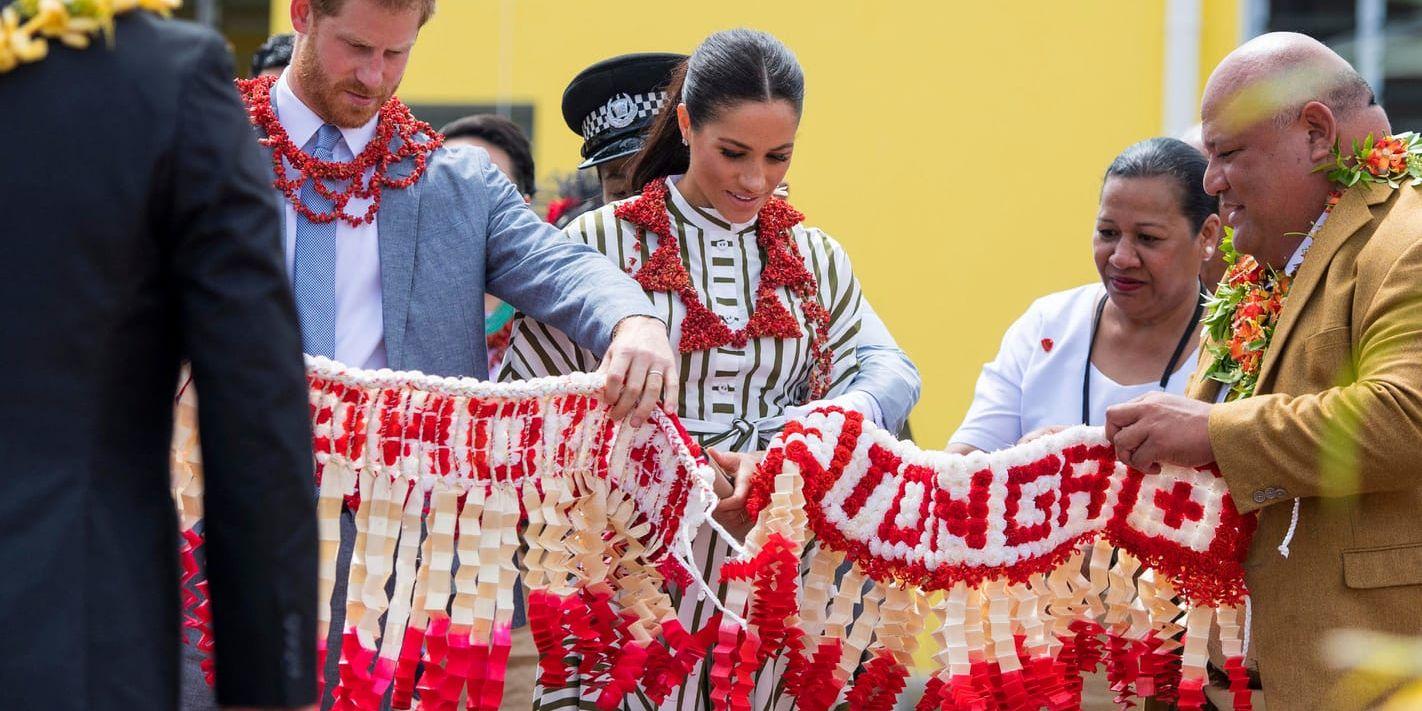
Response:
[708, 448, 762, 539]
[599, 316, 678, 427]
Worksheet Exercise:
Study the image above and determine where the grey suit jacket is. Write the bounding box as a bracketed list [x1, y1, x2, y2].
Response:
[352, 143, 658, 377]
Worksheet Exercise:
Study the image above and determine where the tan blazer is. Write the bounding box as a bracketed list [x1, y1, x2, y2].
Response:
[1187, 182, 1422, 709]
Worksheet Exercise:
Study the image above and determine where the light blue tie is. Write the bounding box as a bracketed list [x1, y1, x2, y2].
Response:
[292, 124, 342, 358]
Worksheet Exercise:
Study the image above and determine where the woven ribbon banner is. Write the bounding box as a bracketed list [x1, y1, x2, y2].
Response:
[173, 362, 1258, 710]
[730, 406, 1257, 711]
[173, 357, 723, 711]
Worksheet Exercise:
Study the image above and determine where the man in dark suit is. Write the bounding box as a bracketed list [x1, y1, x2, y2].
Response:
[0, 7, 318, 711]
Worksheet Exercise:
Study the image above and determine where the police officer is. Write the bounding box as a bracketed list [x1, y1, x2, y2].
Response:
[561, 52, 685, 204]
[250, 32, 295, 78]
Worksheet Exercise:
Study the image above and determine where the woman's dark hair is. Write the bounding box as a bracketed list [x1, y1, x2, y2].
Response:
[439, 114, 537, 198]
[628, 29, 805, 192]
[1103, 137, 1217, 233]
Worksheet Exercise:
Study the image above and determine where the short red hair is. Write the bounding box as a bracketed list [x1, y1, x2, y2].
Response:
[311, 0, 436, 25]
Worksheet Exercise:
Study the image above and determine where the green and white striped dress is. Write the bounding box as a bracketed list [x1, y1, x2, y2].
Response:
[499, 175, 865, 711]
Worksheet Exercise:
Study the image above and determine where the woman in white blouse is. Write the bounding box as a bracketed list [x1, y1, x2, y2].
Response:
[949, 137, 1220, 453]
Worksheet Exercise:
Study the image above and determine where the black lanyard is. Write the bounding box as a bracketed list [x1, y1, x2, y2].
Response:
[1081, 289, 1205, 425]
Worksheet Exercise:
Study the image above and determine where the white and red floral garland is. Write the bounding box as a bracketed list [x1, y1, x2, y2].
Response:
[175, 366, 1263, 711]
[173, 357, 724, 711]
[720, 406, 1258, 711]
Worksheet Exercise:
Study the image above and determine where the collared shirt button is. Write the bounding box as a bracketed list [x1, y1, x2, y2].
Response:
[1253, 491, 1267, 504]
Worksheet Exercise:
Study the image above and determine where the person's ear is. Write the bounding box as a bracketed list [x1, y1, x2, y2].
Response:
[676, 103, 692, 145]
[291, 0, 314, 34]
[1198, 213, 1222, 262]
[1300, 100, 1338, 165]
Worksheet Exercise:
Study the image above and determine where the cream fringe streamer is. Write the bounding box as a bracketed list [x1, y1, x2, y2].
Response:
[172, 357, 723, 711]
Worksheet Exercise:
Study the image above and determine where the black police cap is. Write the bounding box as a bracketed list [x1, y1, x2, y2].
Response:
[251, 33, 295, 77]
[561, 52, 686, 169]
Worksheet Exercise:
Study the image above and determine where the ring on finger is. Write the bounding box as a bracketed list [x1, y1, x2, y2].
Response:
[648, 369, 665, 378]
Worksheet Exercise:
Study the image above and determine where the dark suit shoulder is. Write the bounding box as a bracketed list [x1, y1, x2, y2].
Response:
[4, 12, 226, 95]
[112, 13, 235, 108]
[0, 12, 243, 254]
[114, 10, 228, 61]
[0, 13, 232, 160]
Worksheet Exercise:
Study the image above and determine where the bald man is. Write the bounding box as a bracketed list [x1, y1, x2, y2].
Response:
[1105, 33, 1422, 708]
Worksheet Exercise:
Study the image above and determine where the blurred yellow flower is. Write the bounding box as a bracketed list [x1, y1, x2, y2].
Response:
[1324, 628, 1422, 709]
[0, 0, 178, 75]
[1, 6, 50, 72]
[29, 0, 108, 51]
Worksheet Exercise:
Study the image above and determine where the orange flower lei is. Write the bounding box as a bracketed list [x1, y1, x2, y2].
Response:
[1319, 131, 1422, 188]
[1201, 245, 1290, 399]
[237, 75, 443, 228]
[1202, 192, 1341, 400]
[614, 179, 834, 401]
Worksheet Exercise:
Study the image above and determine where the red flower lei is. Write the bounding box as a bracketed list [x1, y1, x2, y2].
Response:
[614, 179, 834, 400]
[236, 75, 443, 227]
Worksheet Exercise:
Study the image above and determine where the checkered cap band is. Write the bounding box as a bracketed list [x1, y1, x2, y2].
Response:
[581, 91, 669, 141]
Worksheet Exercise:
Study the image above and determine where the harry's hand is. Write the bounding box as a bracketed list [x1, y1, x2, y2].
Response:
[599, 316, 678, 427]
[1105, 392, 1215, 474]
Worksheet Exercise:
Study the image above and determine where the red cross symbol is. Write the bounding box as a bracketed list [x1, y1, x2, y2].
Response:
[1154, 481, 1205, 529]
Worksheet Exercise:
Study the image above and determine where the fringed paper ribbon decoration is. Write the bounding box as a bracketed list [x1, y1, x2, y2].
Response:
[172, 357, 724, 710]
[175, 367, 1262, 711]
[172, 373, 215, 687]
[729, 406, 1258, 711]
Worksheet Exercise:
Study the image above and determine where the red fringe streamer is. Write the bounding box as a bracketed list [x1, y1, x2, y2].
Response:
[178, 529, 216, 687]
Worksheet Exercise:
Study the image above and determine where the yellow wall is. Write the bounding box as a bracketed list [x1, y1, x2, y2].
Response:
[273, 1, 1239, 446]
